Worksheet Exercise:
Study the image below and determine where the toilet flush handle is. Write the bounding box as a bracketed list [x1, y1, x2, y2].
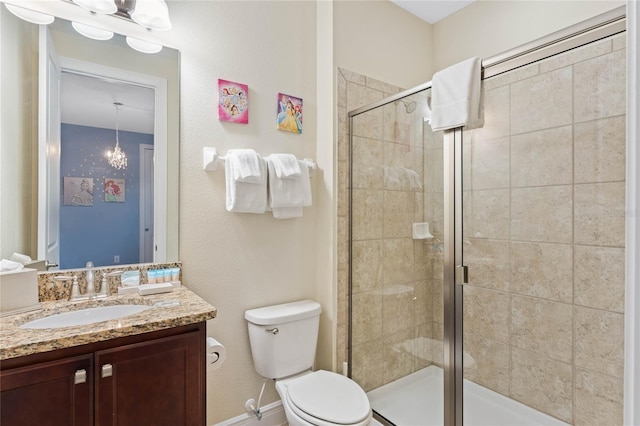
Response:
[265, 328, 279, 335]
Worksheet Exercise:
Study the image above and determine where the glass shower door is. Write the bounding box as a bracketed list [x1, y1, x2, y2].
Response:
[461, 31, 626, 425]
[349, 88, 447, 425]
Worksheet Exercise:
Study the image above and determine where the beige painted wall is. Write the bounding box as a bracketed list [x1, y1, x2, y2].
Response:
[433, 0, 625, 71]
[169, 1, 319, 422]
[0, 9, 37, 260]
[315, 0, 337, 373]
[334, 0, 434, 90]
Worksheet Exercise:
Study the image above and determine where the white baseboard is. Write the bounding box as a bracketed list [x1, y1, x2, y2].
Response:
[213, 400, 287, 426]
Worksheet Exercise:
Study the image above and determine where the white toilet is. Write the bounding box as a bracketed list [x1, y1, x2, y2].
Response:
[245, 300, 372, 426]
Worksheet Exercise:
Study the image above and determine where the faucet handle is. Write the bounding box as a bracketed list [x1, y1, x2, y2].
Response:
[99, 270, 125, 296]
[97, 273, 110, 297]
[69, 276, 83, 301]
[53, 275, 74, 281]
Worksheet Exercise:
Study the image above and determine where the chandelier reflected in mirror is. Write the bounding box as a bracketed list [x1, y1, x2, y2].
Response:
[107, 102, 127, 170]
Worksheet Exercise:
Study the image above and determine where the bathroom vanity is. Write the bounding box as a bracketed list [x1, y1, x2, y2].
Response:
[0, 287, 216, 425]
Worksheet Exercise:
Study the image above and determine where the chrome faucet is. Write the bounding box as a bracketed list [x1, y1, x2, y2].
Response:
[67, 261, 101, 301]
[64, 263, 122, 301]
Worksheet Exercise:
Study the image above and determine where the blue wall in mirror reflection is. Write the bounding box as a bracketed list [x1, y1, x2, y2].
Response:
[59, 124, 153, 269]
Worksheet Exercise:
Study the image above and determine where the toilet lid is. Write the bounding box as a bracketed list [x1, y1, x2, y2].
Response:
[287, 370, 370, 425]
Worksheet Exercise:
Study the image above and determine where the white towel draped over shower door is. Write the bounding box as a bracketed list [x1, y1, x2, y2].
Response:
[430, 57, 482, 132]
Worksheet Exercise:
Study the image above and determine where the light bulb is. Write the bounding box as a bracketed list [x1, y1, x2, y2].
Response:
[72, 22, 114, 41]
[126, 37, 163, 54]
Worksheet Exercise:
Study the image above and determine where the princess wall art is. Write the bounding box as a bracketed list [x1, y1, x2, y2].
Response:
[218, 79, 249, 124]
[276, 93, 303, 134]
[104, 178, 125, 202]
[63, 177, 94, 206]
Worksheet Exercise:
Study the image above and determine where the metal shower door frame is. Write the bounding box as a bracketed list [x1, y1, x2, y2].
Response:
[443, 128, 464, 426]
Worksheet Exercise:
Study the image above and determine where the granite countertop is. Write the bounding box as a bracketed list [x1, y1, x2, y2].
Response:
[0, 286, 217, 361]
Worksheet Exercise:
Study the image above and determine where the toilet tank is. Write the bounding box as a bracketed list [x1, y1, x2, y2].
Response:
[245, 300, 322, 379]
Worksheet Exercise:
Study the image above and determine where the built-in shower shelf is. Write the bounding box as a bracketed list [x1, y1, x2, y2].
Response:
[412, 222, 434, 240]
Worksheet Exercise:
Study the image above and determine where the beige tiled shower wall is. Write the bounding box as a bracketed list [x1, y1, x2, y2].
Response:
[462, 33, 626, 425]
[336, 68, 440, 391]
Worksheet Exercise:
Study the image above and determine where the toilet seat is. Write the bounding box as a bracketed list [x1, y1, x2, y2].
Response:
[285, 370, 371, 425]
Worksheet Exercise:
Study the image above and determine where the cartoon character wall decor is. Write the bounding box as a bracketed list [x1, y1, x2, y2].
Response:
[63, 177, 94, 206]
[276, 93, 302, 134]
[104, 178, 125, 202]
[218, 79, 249, 124]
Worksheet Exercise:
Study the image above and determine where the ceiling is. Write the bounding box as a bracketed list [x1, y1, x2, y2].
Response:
[389, 0, 476, 24]
[61, 72, 155, 134]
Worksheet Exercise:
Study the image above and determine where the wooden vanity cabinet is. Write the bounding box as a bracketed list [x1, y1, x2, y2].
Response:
[0, 354, 93, 425]
[1, 322, 206, 426]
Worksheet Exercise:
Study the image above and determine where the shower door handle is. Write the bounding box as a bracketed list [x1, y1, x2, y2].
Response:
[455, 265, 468, 286]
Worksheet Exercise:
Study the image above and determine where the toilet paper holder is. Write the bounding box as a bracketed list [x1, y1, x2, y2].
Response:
[205, 336, 227, 370]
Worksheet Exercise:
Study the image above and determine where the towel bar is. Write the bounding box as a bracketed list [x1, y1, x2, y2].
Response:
[203, 147, 316, 176]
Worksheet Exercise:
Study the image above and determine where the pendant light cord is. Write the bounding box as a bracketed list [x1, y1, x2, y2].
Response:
[115, 102, 121, 148]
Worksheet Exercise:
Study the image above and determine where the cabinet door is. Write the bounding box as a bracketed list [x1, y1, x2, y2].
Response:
[1, 354, 93, 426]
[95, 330, 204, 426]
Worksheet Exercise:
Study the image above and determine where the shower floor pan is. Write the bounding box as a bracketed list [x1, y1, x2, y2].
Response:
[367, 365, 569, 426]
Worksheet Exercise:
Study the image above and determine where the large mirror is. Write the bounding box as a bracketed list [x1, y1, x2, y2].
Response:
[0, 7, 179, 270]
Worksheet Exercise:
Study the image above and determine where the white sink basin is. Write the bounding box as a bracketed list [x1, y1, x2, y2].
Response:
[21, 304, 151, 329]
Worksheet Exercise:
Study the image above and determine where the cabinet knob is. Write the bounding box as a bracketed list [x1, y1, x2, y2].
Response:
[101, 364, 113, 378]
[74, 369, 87, 384]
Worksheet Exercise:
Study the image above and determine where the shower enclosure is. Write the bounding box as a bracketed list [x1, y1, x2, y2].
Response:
[345, 7, 627, 426]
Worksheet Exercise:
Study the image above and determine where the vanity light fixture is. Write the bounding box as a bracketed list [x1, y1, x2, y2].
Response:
[5, 0, 171, 54]
[71, 21, 114, 40]
[126, 36, 163, 54]
[4, 3, 54, 25]
[107, 102, 128, 170]
[72, 0, 117, 14]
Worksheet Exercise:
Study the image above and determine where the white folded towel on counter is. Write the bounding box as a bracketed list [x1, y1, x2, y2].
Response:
[430, 57, 481, 132]
[228, 149, 263, 183]
[269, 153, 302, 179]
[266, 155, 311, 219]
[225, 153, 268, 213]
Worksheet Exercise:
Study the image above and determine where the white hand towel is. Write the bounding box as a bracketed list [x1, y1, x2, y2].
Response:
[227, 149, 263, 183]
[430, 57, 481, 132]
[272, 207, 303, 219]
[266, 157, 311, 212]
[225, 155, 268, 213]
[269, 153, 302, 179]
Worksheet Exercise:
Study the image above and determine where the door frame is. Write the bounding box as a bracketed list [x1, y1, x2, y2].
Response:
[37, 25, 61, 268]
[139, 144, 154, 263]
